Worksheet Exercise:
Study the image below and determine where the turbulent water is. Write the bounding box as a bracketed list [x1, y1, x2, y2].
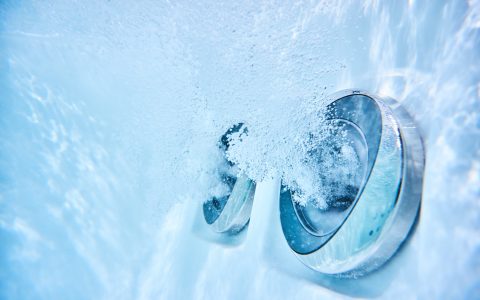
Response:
[1, 1, 479, 299]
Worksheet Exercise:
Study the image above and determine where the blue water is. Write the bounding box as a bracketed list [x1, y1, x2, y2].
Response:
[1, 1, 479, 299]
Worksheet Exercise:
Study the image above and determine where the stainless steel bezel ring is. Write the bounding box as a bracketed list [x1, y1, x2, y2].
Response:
[280, 89, 425, 275]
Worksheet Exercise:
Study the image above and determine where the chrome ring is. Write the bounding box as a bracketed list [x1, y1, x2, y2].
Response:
[280, 90, 425, 275]
[203, 124, 256, 234]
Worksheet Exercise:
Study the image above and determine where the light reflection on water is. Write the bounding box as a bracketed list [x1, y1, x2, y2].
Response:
[0, 1, 479, 299]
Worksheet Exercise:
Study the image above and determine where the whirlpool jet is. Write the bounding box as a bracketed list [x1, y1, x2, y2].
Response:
[202, 90, 424, 277]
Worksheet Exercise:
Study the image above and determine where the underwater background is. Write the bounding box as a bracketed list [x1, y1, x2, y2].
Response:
[0, 1, 479, 299]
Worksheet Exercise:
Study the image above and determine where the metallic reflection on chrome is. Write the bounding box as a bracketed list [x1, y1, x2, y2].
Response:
[203, 124, 256, 234]
[280, 90, 424, 276]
